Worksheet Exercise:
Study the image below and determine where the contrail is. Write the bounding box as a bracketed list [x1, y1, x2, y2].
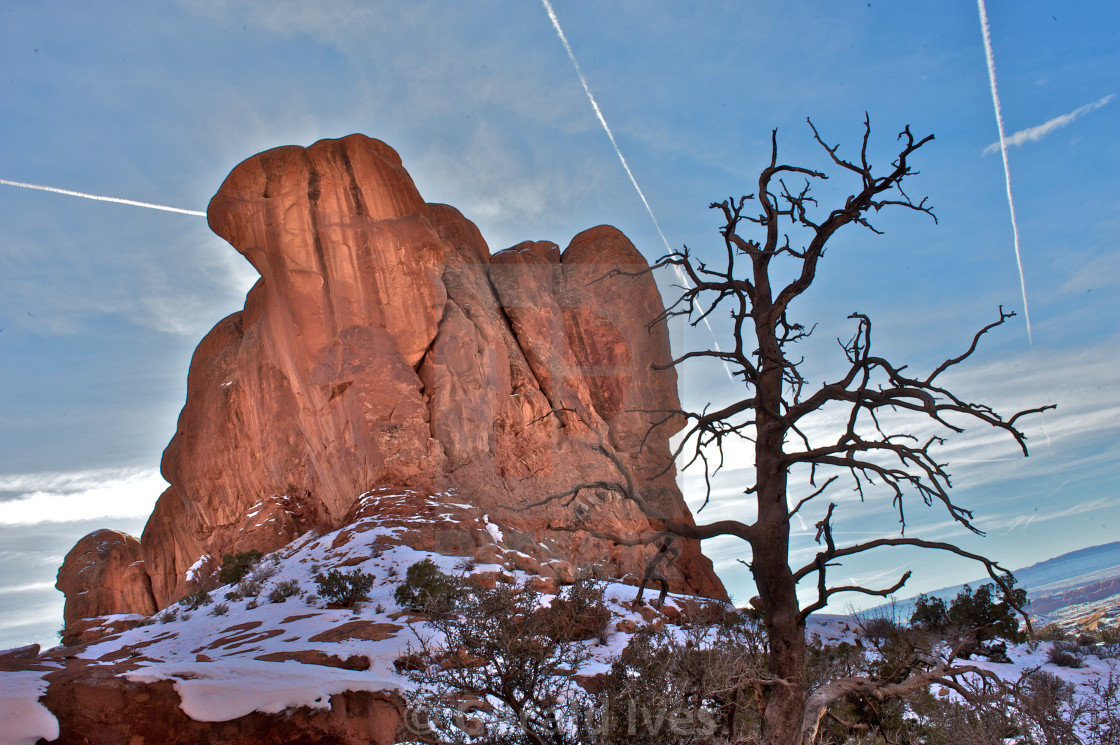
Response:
[540, 0, 733, 379]
[983, 94, 1114, 155]
[1, 178, 205, 217]
[540, 0, 671, 255]
[977, 0, 1033, 345]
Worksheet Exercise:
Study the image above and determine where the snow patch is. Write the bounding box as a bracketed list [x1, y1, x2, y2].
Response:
[482, 514, 503, 544]
[0, 670, 59, 744]
[123, 659, 396, 722]
[185, 554, 210, 582]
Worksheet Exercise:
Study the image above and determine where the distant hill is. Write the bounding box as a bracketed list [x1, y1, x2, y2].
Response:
[873, 541, 1120, 631]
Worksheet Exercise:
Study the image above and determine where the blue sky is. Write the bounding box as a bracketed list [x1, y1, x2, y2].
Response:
[1, 1, 1117, 650]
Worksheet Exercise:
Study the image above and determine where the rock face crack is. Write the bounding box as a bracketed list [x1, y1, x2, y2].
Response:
[339, 147, 367, 217]
[487, 277, 549, 402]
[304, 152, 337, 336]
[416, 274, 456, 384]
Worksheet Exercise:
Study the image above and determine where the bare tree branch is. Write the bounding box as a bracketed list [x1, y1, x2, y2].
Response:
[802, 660, 1006, 743]
[792, 502, 1032, 634]
[532, 119, 1050, 745]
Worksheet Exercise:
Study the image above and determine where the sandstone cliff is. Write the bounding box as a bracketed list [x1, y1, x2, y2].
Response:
[58, 133, 724, 637]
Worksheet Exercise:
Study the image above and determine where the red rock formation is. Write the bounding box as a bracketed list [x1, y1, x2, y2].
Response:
[63, 133, 725, 616]
[40, 661, 404, 745]
[55, 529, 157, 643]
[1028, 576, 1120, 616]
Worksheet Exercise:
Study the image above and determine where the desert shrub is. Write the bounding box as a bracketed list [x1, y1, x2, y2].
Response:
[315, 568, 375, 607]
[539, 576, 610, 643]
[267, 579, 301, 603]
[393, 559, 457, 613]
[1100, 627, 1120, 644]
[810, 616, 1037, 743]
[596, 627, 719, 743]
[1097, 636, 1120, 661]
[595, 611, 770, 744]
[901, 686, 1015, 745]
[236, 577, 263, 598]
[208, 602, 229, 617]
[398, 575, 599, 745]
[1016, 670, 1086, 745]
[910, 594, 949, 628]
[805, 632, 913, 744]
[405, 579, 769, 745]
[217, 549, 263, 585]
[1085, 673, 1120, 745]
[248, 563, 278, 584]
[806, 635, 865, 690]
[1033, 623, 1071, 642]
[1047, 641, 1086, 668]
[178, 588, 212, 610]
[858, 600, 906, 643]
[861, 615, 902, 643]
[158, 608, 179, 624]
[911, 577, 1027, 658]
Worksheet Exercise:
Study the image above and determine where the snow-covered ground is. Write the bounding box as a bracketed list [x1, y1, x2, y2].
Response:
[808, 612, 1120, 689]
[3, 491, 1118, 743]
[0, 492, 728, 740]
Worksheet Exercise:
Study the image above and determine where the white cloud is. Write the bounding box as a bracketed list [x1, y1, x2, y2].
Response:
[0, 468, 165, 525]
[0, 214, 256, 339]
[990, 493, 1120, 534]
[133, 231, 259, 337]
[0, 582, 56, 595]
[1060, 249, 1120, 294]
[983, 94, 1113, 154]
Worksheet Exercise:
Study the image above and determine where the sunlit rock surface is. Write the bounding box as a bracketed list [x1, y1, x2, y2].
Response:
[62, 133, 725, 621]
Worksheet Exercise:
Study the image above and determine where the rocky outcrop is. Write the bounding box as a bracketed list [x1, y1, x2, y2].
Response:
[1028, 576, 1120, 616]
[31, 511, 732, 745]
[56, 530, 157, 643]
[61, 133, 725, 620]
[39, 661, 404, 745]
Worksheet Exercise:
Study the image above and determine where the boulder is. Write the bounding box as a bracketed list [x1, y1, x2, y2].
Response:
[40, 661, 404, 745]
[56, 529, 157, 643]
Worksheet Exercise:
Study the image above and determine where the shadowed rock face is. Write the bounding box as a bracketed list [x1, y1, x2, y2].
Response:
[60, 134, 725, 624]
[39, 661, 405, 745]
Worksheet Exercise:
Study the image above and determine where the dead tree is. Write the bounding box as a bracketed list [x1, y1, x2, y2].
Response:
[536, 117, 1052, 744]
[636, 116, 1054, 744]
